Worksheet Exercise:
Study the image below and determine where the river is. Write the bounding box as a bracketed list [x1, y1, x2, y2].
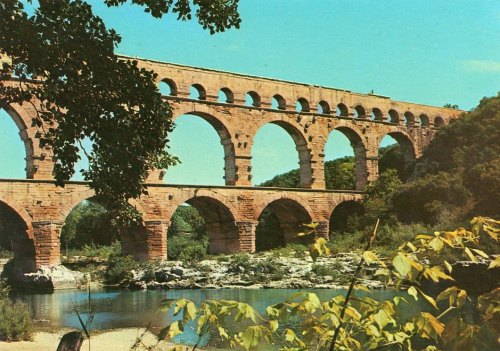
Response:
[15, 288, 428, 348]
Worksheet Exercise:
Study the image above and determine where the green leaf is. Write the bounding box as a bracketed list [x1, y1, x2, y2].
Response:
[407, 286, 418, 301]
[363, 250, 378, 264]
[464, 247, 478, 262]
[393, 254, 411, 277]
[239, 326, 264, 350]
[417, 288, 438, 309]
[488, 256, 500, 269]
[471, 248, 489, 259]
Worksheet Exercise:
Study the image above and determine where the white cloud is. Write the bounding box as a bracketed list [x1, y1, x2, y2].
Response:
[461, 60, 500, 73]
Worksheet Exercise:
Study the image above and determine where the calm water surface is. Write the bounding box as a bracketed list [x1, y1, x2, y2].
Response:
[17, 288, 425, 348]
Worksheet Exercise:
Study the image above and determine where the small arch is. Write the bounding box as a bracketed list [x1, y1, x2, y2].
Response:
[404, 111, 415, 127]
[336, 103, 349, 117]
[217, 87, 234, 103]
[434, 116, 445, 128]
[449, 118, 457, 124]
[371, 108, 384, 121]
[329, 200, 364, 238]
[158, 78, 177, 96]
[388, 109, 399, 124]
[189, 84, 207, 100]
[255, 197, 313, 251]
[296, 98, 310, 112]
[245, 91, 261, 107]
[271, 94, 286, 110]
[354, 105, 366, 119]
[419, 114, 430, 127]
[169, 196, 239, 255]
[317, 101, 330, 114]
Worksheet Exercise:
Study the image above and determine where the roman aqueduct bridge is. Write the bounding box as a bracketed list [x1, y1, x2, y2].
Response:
[0, 56, 461, 273]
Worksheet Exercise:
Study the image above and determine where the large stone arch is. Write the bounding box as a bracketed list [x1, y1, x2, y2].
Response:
[328, 199, 364, 239]
[251, 118, 313, 188]
[376, 130, 417, 180]
[0, 196, 36, 274]
[168, 191, 240, 254]
[59, 188, 154, 261]
[323, 123, 368, 190]
[1, 103, 37, 179]
[254, 194, 314, 248]
[169, 105, 237, 185]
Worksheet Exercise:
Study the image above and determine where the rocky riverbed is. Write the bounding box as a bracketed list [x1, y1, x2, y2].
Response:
[122, 252, 386, 290]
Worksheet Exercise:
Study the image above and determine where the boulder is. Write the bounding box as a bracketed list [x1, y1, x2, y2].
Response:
[17, 265, 85, 291]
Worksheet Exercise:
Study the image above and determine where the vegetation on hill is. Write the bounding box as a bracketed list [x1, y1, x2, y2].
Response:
[394, 93, 500, 224]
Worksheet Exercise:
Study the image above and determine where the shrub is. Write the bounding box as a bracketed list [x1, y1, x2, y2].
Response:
[82, 241, 121, 260]
[178, 243, 207, 263]
[269, 243, 308, 258]
[0, 279, 32, 341]
[168, 235, 208, 262]
[228, 253, 252, 272]
[105, 254, 139, 284]
[0, 300, 32, 341]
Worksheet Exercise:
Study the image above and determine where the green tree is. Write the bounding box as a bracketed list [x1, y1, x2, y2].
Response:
[61, 201, 119, 249]
[395, 93, 500, 223]
[0, 0, 240, 218]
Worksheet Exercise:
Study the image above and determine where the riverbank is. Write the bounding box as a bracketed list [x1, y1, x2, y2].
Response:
[0, 328, 191, 351]
[3, 249, 388, 291]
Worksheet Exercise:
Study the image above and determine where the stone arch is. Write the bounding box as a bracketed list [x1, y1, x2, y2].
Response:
[317, 100, 330, 114]
[371, 108, 384, 121]
[378, 131, 417, 180]
[252, 119, 312, 188]
[328, 199, 364, 238]
[170, 109, 237, 185]
[169, 192, 240, 254]
[0, 194, 33, 239]
[404, 111, 415, 127]
[296, 97, 310, 112]
[324, 124, 368, 190]
[254, 195, 314, 250]
[336, 103, 349, 117]
[434, 116, 445, 127]
[245, 91, 261, 107]
[0, 197, 36, 274]
[190, 83, 207, 100]
[61, 188, 150, 224]
[218, 87, 234, 103]
[271, 94, 286, 110]
[419, 114, 430, 127]
[388, 109, 400, 124]
[354, 105, 367, 119]
[1, 104, 36, 179]
[158, 78, 178, 96]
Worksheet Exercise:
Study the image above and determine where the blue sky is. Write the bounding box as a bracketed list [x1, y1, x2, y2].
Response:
[1, 0, 499, 184]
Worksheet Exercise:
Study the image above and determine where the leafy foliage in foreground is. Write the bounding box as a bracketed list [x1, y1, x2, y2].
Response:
[149, 217, 499, 351]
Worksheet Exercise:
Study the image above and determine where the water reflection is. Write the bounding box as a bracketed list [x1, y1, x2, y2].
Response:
[17, 288, 426, 348]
